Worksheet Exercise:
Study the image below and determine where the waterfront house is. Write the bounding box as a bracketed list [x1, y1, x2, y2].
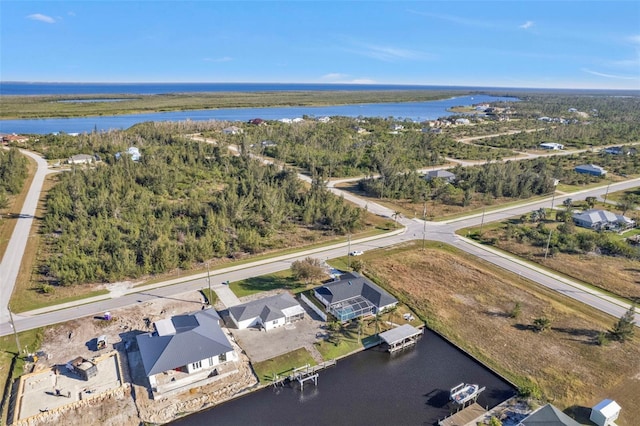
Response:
[2, 134, 29, 144]
[572, 209, 635, 231]
[228, 292, 306, 331]
[540, 142, 564, 150]
[136, 309, 237, 391]
[68, 154, 95, 165]
[575, 164, 607, 176]
[425, 169, 456, 183]
[314, 271, 398, 322]
[519, 404, 580, 426]
[248, 118, 266, 126]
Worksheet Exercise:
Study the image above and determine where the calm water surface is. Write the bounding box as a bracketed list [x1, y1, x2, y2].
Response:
[172, 330, 516, 426]
[0, 95, 518, 134]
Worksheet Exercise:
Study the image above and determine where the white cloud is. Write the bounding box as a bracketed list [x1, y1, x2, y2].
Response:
[346, 41, 426, 62]
[27, 13, 56, 24]
[203, 56, 233, 63]
[581, 68, 639, 80]
[321, 73, 349, 81]
[628, 35, 640, 45]
[68, 11, 76, 17]
[519, 21, 534, 30]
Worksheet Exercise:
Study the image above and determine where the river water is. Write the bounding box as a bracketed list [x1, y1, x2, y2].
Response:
[172, 330, 516, 426]
[0, 95, 518, 135]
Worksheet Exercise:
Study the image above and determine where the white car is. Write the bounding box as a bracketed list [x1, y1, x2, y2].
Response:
[349, 250, 364, 256]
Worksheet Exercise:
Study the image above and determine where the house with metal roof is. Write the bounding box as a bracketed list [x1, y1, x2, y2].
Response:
[575, 164, 607, 176]
[425, 169, 456, 183]
[135, 309, 237, 391]
[314, 271, 398, 322]
[519, 403, 580, 426]
[572, 209, 635, 231]
[228, 292, 306, 331]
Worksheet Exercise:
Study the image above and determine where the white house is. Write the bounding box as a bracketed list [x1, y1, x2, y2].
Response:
[540, 142, 564, 150]
[68, 154, 94, 165]
[572, 209, 635, 231]
[136, 309, 237, 390]
[590, 399, 621, 426]
[455, 118, 471, 125]
[222, 126, 243, 135]
[228, 292, 305, 331]
[115, 147, 141, 162]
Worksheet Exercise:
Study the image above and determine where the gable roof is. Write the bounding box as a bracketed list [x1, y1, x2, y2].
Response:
[228, 292, 301, 323]
[575, 164, 606, 174]
[521, 404, 581, 426]
[136, 309, 232, 376]
[317, 272, 397, 308]
[572, 209, 634, 226]
[426, 170, 456, 180]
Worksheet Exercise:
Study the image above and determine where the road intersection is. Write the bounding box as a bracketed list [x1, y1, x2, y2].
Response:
[1, 146, 638, 338]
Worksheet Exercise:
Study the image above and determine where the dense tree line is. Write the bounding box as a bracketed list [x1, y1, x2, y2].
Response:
[40, 128, 364, 286]
[0, 148, 28, 201]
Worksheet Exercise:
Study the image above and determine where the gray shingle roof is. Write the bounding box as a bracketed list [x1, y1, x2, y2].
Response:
[318, 272, 397, 309]
[228, 292, 300, 323]
[136, 309, 232, 376]
[521, 404, 581, 426]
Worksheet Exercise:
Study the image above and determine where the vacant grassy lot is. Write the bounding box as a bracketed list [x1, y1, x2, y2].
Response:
[0, 90, 467, 119]
[251, 347, 317, 384]
[462, 214, 640, 301]
[363, 241, 639, 426]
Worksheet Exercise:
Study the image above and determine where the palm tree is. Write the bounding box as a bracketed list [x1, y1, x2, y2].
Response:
[562, 198, 573, 210]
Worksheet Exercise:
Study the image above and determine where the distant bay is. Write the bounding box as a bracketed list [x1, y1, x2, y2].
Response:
[1, 82, 511, 96]
[0, 94, 518, 135]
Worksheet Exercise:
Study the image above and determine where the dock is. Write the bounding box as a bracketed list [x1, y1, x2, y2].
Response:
[271, 360, 336, 390]
[379, 324, 423, 353]
[438, 402, 487, 426]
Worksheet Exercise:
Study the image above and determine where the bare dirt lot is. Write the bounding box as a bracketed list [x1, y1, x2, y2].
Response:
[365, 241, 640, 426]
[17, 290, 258, 426]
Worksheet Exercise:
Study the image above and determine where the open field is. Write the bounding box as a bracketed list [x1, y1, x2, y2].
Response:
[461, 213, 640, 302]
[0, 90, 470, 119]
[363, 241, 639, 425]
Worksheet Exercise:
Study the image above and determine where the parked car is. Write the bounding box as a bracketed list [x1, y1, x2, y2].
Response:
[349, 250, 364, 256]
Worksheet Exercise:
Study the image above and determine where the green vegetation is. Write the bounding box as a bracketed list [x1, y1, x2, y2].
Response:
[200, 288, 218, 306]
[34, 127, 364, 287]
[229, 270, 305, 298]
[609, 305, 637, 343]
[0, 148, 29, 210]
[0, 90, 468, 119]
[251, 347, 317, 384]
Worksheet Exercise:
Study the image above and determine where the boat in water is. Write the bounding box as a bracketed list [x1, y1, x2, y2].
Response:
[450, 382, 482, 405]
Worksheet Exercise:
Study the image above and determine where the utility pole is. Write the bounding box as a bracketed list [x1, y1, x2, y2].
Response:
[422, 200, 427, 251]
[8, 309, 22, 357]
[479, 207, 486, 234]
[206, 262, 212, 304]
[544, 230, 553, 259]
[603, 181, 611, 204]
[347, 233, 351, 270]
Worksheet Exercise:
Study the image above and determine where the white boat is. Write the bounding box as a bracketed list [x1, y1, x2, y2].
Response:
[450, 382, 480, 405]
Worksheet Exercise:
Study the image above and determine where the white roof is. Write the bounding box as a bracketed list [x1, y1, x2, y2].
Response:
[155, 318, 176, 336]
[592, 399, 621, 417]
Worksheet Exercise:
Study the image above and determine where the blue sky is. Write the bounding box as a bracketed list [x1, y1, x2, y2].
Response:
[2, 1, 639, 89]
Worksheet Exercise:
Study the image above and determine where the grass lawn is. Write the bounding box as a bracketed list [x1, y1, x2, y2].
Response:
[314, 335, 362, 361]
[199, 288, 218, 306]
[361, 240, 640, 426]
[229, 270, 312, 298]
[251, 347, 317, 384]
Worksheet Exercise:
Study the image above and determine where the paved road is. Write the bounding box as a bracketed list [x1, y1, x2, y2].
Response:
[0, 149, 54, 325]
[1, 149, 638, 337]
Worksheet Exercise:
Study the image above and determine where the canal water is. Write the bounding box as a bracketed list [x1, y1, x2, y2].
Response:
[172, 329, 516, 426]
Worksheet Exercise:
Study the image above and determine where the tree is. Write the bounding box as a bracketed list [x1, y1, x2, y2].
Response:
[562, 198, 573, 211]
[290, 257, 326, 284]
[532, 316, 551, 332]
[585, 196, 597, 209]
[609, 304, 637, 342]
[509, 301, 522, 319]
[618, 194, 639, 216]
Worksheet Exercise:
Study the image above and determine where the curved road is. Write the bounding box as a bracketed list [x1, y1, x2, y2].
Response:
[1, 148, 638, 337]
